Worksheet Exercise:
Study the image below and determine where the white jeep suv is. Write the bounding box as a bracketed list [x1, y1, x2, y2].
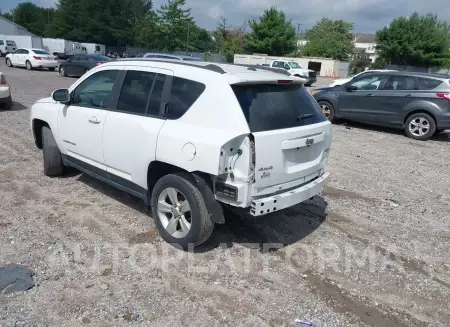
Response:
[30, 59, 332, 248]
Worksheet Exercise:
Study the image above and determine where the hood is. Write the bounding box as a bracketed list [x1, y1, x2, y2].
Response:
[36, 97, 55, 104]
[310, 87, 334, 95]
[331, 77, 351, 85]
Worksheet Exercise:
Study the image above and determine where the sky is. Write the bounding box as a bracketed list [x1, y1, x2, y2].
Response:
[1, 0, 450, 33]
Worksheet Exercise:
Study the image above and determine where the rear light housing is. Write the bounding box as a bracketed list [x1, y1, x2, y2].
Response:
[215, 181, 238, 201]
[95, 62, 102, 66]
[277, 80, 293, 84]
[33, 56, 41, 60]
[0, 75, 6, 85]
[436, 93, 450, 101]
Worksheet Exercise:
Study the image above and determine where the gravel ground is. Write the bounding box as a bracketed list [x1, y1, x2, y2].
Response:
[0, 61, 449, 327]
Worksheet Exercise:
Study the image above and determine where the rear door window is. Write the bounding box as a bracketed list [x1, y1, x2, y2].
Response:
[117, 70, 156, 115]
[232, 84, 326, 133]
[167, 77, 205, 119]
[417, 77, 443, 90]
[382, 75, 418, 90]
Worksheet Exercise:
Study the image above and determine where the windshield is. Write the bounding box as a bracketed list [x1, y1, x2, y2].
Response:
[32, 50, 51, 55]
[6, 40, 16, 46]
[89, 55, 110, 61]
[232, 84, 326, 132]
[289, 61, 302, 69]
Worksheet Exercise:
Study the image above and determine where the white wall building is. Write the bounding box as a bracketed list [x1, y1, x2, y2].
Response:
[353, 33, 377, 62]
[0, 16, 36, 36]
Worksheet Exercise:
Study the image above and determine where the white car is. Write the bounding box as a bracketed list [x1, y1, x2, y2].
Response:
[328, 69, 396, 87]
[0, 72, 12, 109]
[30, 59, 332, 247]
[6, 48, 59, 71]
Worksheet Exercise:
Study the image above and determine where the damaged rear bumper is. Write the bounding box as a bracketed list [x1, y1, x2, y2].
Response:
[250, 172, 330, 216]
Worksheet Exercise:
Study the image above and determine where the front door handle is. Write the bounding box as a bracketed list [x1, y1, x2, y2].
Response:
[88, 117, 100, 124]
[366, 93, 374, 97]
[405, 94, 412, 98]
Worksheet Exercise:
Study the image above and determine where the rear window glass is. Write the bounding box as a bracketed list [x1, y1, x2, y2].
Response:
[32, 50, 51, 55]
[418, 77, 443, 90]
[232, 84, 326, 132]
[167, 77, 205, 119]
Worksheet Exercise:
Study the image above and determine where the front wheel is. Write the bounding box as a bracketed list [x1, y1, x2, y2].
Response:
[405, 113, 436, 140]
[318, 100, 336, 123]
[26, 60, 32, 70]
[59, 66, 67, 77]
[151, 173, 214, 249]
[42, 126, 64, 176]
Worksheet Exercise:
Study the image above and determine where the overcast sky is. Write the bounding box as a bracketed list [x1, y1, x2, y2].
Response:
[2, 0, 450, 33]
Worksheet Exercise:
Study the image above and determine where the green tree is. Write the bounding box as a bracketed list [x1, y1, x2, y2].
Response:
[349, 50, 372, 75]
[376, 12, 450, 68]
[301, 18, 354, 60]
[214, 17, 244, 62]
[245, 7, 296, 56]
[2, 2, 55, 37]
[157, 0, 193, 52]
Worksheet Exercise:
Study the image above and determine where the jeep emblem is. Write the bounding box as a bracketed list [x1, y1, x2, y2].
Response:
[305, 138, 314, 146]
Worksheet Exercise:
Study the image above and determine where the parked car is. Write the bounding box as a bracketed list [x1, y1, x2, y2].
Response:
[268, 60, 317, 86]
[311, 71, 450, 140]
[143, 52, 202, 61]
[0, 72, 12, 109]
[5, 49, 58, 71]
[30, 58, 332, 248]
[59, 54, 111, 77]
[328, 69, 396, 87]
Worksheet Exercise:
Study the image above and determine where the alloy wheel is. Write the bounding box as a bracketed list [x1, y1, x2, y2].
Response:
[409, 117, 430, 137]
[320, 103, 331, 119]
[157, 187, 192, 238]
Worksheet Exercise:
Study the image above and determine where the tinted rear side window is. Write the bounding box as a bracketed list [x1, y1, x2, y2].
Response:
[418, 77, 443, 90]
[167, 77, 205, 119]
[118, 70, 156, 115]
[232, 84, 326, 132]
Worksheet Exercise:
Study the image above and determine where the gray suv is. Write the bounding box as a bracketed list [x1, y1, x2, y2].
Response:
[312, 71, 450, 140]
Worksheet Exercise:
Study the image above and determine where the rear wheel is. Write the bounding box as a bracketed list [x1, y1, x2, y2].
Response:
[26, 60, 32, 70]
[59, 66, 67, 77]
[405, 112, 436, 140]
[151, 173, 214, 249]
[42, 126, 64, 176]
[318, 100, 336, 122]
[6, 58, 13, 67]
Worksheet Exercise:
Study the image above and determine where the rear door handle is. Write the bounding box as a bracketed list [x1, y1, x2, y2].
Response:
[366, 93, 374, 97]
[88, 117, 100, 124]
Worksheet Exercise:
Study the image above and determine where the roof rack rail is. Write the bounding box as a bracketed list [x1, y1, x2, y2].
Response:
[116, 57, 226, 74]
[233, 64, 291, 76]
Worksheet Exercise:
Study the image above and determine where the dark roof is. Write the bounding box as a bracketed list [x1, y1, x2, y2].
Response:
[353, 33, 376, 43]
[364, 70, 450, 79]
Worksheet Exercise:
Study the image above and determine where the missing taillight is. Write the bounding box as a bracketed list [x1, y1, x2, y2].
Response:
[436, 93, 450, 101]
[215, 181, 238, 201]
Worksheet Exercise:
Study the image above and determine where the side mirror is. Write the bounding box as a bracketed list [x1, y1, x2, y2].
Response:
[346, 85, 358, 92]
[52, 89, 70, 103]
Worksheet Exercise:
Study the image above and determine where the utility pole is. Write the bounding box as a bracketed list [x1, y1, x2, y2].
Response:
[297, 23, 302, 50]
[186, 25, 190, 53]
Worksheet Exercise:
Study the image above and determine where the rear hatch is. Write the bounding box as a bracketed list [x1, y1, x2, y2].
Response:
[231, 82, 331, 189]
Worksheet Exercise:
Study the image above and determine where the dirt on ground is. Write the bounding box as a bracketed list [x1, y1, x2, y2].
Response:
[0, 62, 449, 327]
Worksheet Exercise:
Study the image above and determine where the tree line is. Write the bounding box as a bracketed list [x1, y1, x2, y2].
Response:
[1, 1, 449, 69]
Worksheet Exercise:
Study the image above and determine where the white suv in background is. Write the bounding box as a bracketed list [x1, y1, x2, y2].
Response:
[6, 49, 59, 71]
[30, 59, 332, 248]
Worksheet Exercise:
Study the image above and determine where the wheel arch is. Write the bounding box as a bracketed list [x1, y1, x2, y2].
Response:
[147, 161, 225, 224]
[32, 119, 50, 149]
[403, 109, 437, 127]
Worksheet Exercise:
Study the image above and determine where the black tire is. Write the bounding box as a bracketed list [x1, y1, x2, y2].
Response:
[42, 126, 64, 176]
[2, 95, 12, 110]
[151, 173, 214, 249]
[318, 100, 336, 123]
[6, 58, 13, 67]
[48, 67, 55, 71]
[59, 66, 67, 77]
[26, 60, 32, 70]
[404, 112, 436, 141]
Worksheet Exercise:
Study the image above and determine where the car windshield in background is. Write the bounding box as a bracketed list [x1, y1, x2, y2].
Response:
[232, 84, 326, 132]
[32, 50, 51, 55]
[289, 61, 302, 68]
[89, 55, 110, 61]
[6, 41, 16, 46]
